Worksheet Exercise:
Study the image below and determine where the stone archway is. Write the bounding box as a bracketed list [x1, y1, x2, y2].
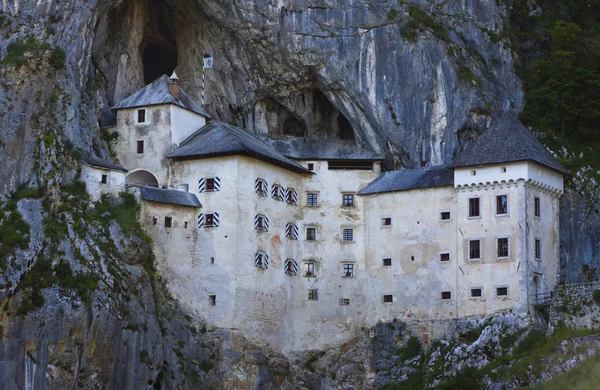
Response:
[125, 170, 159, 187]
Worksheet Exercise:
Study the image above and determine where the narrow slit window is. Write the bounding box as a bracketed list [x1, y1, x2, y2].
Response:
[534, 197, 541, 217]
[137, 140, 144, 154]
[164, 216, 173, 228]
[137, 109, 146, 123]
[535, 239, 541, 260]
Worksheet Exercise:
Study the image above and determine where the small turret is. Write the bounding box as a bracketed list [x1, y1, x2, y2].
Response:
[169, 71, 180, 100]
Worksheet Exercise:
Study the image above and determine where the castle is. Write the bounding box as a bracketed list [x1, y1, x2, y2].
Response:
[83, 73, 567, 353]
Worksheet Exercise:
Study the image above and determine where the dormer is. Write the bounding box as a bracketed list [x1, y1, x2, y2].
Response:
[448, 113, 568, 194]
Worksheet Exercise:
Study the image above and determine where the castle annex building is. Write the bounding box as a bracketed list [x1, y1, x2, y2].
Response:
[84, 73, 568, 352]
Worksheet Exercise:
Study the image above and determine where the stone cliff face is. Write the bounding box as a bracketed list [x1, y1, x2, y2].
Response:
[0, 0, 598, 389]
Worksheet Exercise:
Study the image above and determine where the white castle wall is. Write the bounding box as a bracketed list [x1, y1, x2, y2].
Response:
[81, 164, 125, 201]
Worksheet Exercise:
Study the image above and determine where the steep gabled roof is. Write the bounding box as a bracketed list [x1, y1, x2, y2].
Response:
[357, 166, 454, 195]
[258, 135, 384, 161]
[447, 113, 568, 174]
[81, 154, 127, 172]
[139, 186, 201, 208]
[111, 75, 210, 118]
[169, 121, 312, 174]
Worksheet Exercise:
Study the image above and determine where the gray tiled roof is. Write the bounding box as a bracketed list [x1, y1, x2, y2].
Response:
[139, 186, 202, 208]
[258, 135, 384, 161]
[448, 112, 568, 174]
[169, 121, 312, 174]
[357, 166, 454, 195]
[111, 75, 210, 118]
[81, 154, 127, 172]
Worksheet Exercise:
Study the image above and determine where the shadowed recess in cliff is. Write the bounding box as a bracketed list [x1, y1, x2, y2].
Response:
[140, 0, 178, 84]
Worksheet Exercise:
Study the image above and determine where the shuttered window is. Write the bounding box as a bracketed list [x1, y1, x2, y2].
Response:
[286, 188, 298, 205]
[255, 178, 268, 196]
[285, 223, 298, 240]
[284, 259, 298, 276]
[199, 177, 220, 193]
[198, 212, 220, 228]
[254, 252, 269, 269]
[254, 214, 269, 232]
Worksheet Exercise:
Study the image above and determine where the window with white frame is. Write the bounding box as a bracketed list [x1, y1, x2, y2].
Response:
[254, 251, 269, 269]
[255, 178, 268, 196]
[497, 237, 509, 258]
[381, 217, 392, 227]
[136, 109, 146, 124]
[441, 291, 452, 300]
[284, 259, 298, 276]
[304, 262, 316, 277]
[306, 227, 317, 241]
[307, 192, 318, 207]
[535, 238, 541, 260]
[198, 212, 220, 228]
[534, 197, 541, 217]
[285, 223, 298, 240]
[271, 184, 283, 200]
[440, 211, 451, 221]
[496, 286, 508, 297]
[439, 252, 450, 262]
[199, 177, 220, 193]
[254, 214, 269, 232]
[308, 289, 318, 300]
[342, 228, 354, 242]
[496, 195, 508, 215]
[468, 239, 481, 260]
[307, 163, 315, 172]
[383, 294, 393, 303]
[382, 258, 392, 267]
[470, 287, 483, 298]
[137, 140, 144, 154]
[468, 197, 480, 218]
[342, 194, 354, 207]
[342, 263, 354, 278]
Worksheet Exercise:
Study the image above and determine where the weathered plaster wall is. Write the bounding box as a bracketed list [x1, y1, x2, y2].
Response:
[170, 105, 206, 146]
[80, 164, 126, 200]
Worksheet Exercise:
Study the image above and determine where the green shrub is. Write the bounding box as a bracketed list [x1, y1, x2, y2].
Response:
[199, 359, 213, 373]
[49, 47, 65, 70]
[387, 9, 400, 21]
[2, 37, 65, 70]
[62, 180, 88, 198]
[401, 6, 451, 43]
[593, 290, 600, 305]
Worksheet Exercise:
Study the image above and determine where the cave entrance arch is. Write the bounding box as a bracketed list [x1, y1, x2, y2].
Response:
[126, 170, 159, 188]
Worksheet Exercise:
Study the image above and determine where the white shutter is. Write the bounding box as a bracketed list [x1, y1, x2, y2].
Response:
[214, 177, 221, 191]
[198, 178, 205, 193]
[197, 213, 204, 228]
[212, 212, 220, 227]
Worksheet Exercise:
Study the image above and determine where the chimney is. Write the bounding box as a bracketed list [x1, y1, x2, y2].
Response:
[169, 71, 180, 100]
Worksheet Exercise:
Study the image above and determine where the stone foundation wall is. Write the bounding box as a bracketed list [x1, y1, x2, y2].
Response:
[549, 282, 600, 332]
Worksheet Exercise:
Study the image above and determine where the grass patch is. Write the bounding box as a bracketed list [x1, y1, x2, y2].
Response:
[401, 6, 451, 43]
[0, 208, 31, 264]
[2, 37, 65, 70]
[529, 352, 600, 390]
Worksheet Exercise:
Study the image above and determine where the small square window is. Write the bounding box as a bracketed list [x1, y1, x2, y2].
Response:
[205, 213, 215, 227]
[285, 259, 298, 276]
[206, 178, 215, 191]
[440, 211, 451, 221]
[470, 288, 483, 298]
[441, 291, 452, 300]
[137, 109, 146, 123]
[535, 238, 541, 260]
[101, 174, 108, 184]
[469, 239, 481, 260]
[307, 193, 318, 207]
[308, 163, 315, 171]
[470, 169, 477, 176]
[496, 287, 508, 297]
[411, 256, 415, 261]
[152, 216, 158, 226]
[496, 195, 508, 215]
[308, 289, 318, 301]
[497, 237, 509, 258]
[440, 253, 450, 262]
[255, 178, 267, 196]
[468, 198, 480, 218]
[164, 216, 173, 228]
[382, 258, 392, 267]
[534, 197, 541, 217]
[255, 215, 268, 231]
[339, 298, 350, 306]
[381, 217, 392, 227]
[383, 294, 393, 303]
[306, 227, 317, 241]
[209, 295, 216, 305]
[304, 262, 315, 277]
[501, 166, 507, 173]
[342, 228, 354, 242]
[343, 194, 354, 207]
[137, 140, 144, 154]
[343, 263, 354, 278]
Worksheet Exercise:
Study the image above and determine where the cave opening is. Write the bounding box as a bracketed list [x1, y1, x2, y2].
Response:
[311, 89, 355, 141]
[337, 114, 354, 140]
[140, 0, 178, 84]
[283, 117, 307, 137]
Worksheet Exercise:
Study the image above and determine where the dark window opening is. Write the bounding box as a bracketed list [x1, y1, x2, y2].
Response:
[210, 257, 215, 264]
[383, 258, 392, 267]
[164, 216, 173, 228]
[497, 237, 509, 258]
[440, 211, 451, 221]
[305, 262, 315, 277]
[440, 253, 450, 262]
[308, 290, 318, 301]
[306, 227, 316, 241]
[152, 216, 158, 226]
[328, 160, 373, 170]
[470, 288, 482, 298]
[469, 198, 480, 217]
[469, 240, 481, 260]
[137, 140, 145, 154]
[382, 217, 392, 227]
[101, 174, 108, 184]
[308, 163, 315, 171]
[209, 295, 216, 305]
[534, 197, 541, 217]
[205, 214, 215, 227]
[496, 287, 508, 296]
[339, 298, 350, 305]
[184, 221, 188, 229]
[206, 178, 215, 191]
[496, 195, 508, 215]
[441, 291, 452, 300]
[383, 295, 393, 303]
[535, 239, 541, 259]
[137, 109, 146, 123]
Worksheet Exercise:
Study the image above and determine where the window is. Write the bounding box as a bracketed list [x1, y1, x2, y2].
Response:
[339, 298, 350, 305]
[101, 174, 107, 184]
[199, 177, 220, 192]
[440, 211, 451, 221]
[254, 214, 269, 232]
[501, 166, 507, 173]
[383, 295, 393, 303]
[308, 163, 315, 171]
[469, 239, 481, 260]
[342, 194, 354, 207]
[304, 262, 315, 277]
[284, 259, 298, 276]
[271, 184, 283, 200]
[441, 291, 452, 300]
[255, 178, 268, 196]
[534, 197, 541, 217]
[308, 290, 318, 301]
[286, 188, 298, 205]
[381, 217, 392, 227]
[383, 258, 392, 267]
[152, 216, 158, 226]
[470, 169, 476, 176]
[137, 109, 146, 123]
[206, 178, 215, 191]
[470, 288, 483, 298]
[497, 237, 509, 258]
[254, 251, 269, 269]
[496, 195, 508, 215]
[184, 221, 189, 229]
[285, 223, 298, 240]
[328, 161, 373, 170]
[342, 228, 354, 242]
[306, 227, 316, 241]
[137, 140, 144, 154]
[307, 193, 318, 207]
[198, 212, 220, 228]
[209, 295, 216, 305]
[440, 253, 450, 262]
[164, 216, 173, 228]
[343, 263, 354, 278]
[210, 257, 215, 265]
[535, 238, 541, 260]
[468, 198, 480, 218]
[496, 287, 508, 297]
